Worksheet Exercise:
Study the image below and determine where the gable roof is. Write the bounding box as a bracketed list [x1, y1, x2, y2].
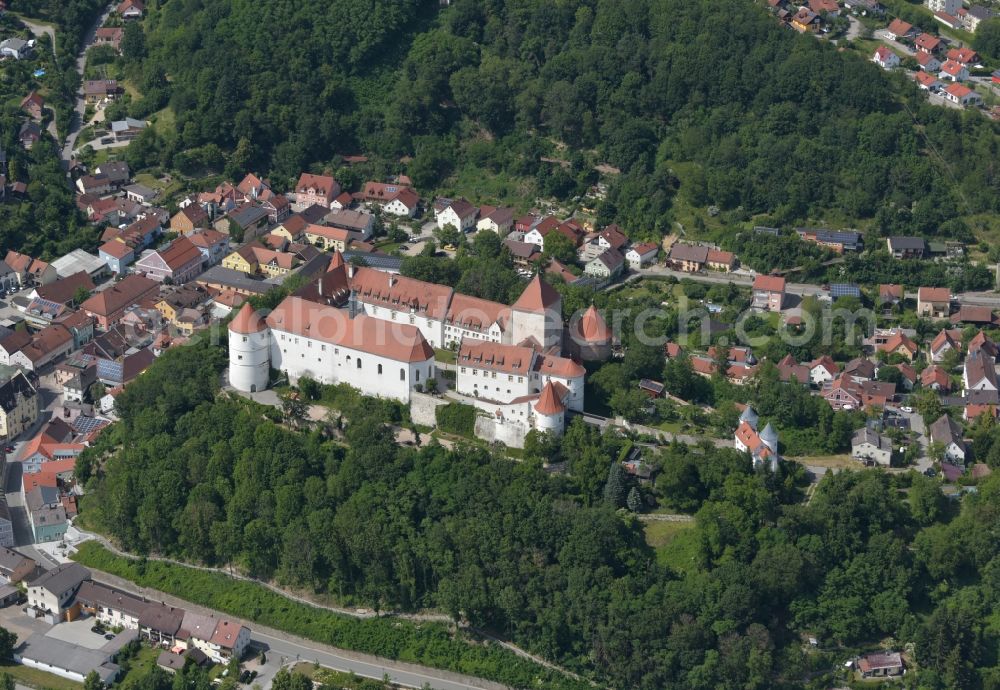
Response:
[753, 275, 786, 292]
[887, 18, 913, 35]
[81, 275, 159, 317]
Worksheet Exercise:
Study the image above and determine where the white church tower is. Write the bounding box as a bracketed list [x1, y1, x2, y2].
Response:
[228, 302, 270, 393]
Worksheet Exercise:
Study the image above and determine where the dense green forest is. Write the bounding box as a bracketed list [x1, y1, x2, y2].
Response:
[77, 340, 1000, 688]
[100, 0, 999, 238]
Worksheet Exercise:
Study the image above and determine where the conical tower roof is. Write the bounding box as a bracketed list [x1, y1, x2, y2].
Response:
[760, 422, 778, 452]
[534, 381, 565, 415]
[229, 302, 266, 334]
[576, 305, 610, 343]
[739, 405, 759, 429]
[328, 250, 345, 272]
[512, 275, 560, 313]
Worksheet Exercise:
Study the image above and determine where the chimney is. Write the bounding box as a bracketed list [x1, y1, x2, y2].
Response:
[348, 263, 355, 279]
[389, 275, 396, 288]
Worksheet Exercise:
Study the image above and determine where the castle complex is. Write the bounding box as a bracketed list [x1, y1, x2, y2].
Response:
[229, 253, 604, 444]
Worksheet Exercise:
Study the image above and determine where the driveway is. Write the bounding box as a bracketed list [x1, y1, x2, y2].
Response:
[63, 2, 116, 162]
[873, 30, 916, 56]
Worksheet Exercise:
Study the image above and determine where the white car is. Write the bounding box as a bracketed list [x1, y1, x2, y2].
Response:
[900, 406, 914, 413]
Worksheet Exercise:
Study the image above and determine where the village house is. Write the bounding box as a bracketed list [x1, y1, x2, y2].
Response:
[706, 249, 735, 271]
[930, 414, 967, 463]
[187, 229, 230, 266]
[940, 59, 970, 82]
[0, 37, 33, 61]
[0, 548, 35, 584]
[293, 172, 341, 210]
[94, 27, 123, 52]
[83, 80, 122, 105]
[134, 237, 205, 283]
[0, 372, 38, 440]
[927, 0, 961, 15]
[886, 18, 915, 40]
[626, 242, 659, 269]
[877, 331, 918, 360]
[887, 236, 926, 259]
[20, 91, 43, 120]
[752, 275, 786, 311]
[873, 45, 900, 69]
[117, 0, 144, 20]
[476, 206, 515, 234]
[963, 5, 995, 31]
[929, 328, 961, 362]
[81, 275, 160, 329]
[917, 286, 951, 318]
[947, 46, 980, 64]
[26, 563, 89, 620]
[943, 83, 983, 107]
[852, 427, 893, 466]
[921, 365, 951, 391]
[878, 284, 904, 306]
[324, 209, 375, 241]
[856, 652, 904, 679]
[216, 204, 270, 240]
[19, 122, 41, 150]
[302, 224, 350, 252]
[777, 354, 810, 384]
[668, 243, 708, 272]
[791, 7, 821, 31]
[963, 350, 997, 391]
[436, 198, 478, 232]
[914, 33, 942, 54]
[584, 248, 625, 279]
[10, 324, 75, 372]
[916, 52, 942, 72]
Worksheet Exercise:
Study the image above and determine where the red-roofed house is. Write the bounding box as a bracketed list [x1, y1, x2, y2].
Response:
[877, 332, 918, 360]
[939, 59, 969, 81]
[915, 70, 941, 90]
[886, 18, 915, 39]
[921, 365, 951, 391]
[873, 45, 900, 69]
[946, 47, 979, 64]
[943, 82, 983, 106]
[626, 242, 659, 269]
[917, 287, 951, 318]
[293, 173, 340, 210]
[914, 33, 942, 53]
[752, 275, 786, 311]
[915, 51, 942, 72]
[134, 237, 205, 283]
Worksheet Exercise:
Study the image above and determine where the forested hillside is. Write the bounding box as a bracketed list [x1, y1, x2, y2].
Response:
[77, 340, 1000, 688]
[111, 0, 1000, 237]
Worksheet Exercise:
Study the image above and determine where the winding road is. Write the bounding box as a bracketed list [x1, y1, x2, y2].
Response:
[16, 4, 116, 163]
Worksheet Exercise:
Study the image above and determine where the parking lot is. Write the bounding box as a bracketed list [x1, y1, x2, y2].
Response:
[44, 618, 115, 650]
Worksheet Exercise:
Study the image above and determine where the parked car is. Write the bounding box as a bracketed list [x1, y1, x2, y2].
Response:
[900, 406, 914, 413]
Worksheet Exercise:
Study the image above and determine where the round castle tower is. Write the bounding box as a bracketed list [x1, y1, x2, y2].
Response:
[533, 381, 566, 435]
[229, 302, 270, 393]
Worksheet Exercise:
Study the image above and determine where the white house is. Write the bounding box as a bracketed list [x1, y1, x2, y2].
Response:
[873, 46, 900, 70]
[27, 563, 90, 619]
[625, 242, 659, 269]
[809, 356, 839, 386]
[851, 427, 893, 466]
[930, 414, 967, 463]
[926, 0, 961, 15]
[0, 38, 33, 60]
[476, 207, 515, 235]
[963, 351, 997, 392]
[943, 82, 983, 106]
[383, 188, 420, 217]
[436, 199, 478, 232]
[939, 59, 969, 81]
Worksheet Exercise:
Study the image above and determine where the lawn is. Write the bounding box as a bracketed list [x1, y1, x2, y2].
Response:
[149, 106, 176, 137]
[787, 453, 859, 470]
[434, 348, 456, 364]
[118, 645, 163, 687]
[134, 172, 184, 199]
[644, 521, 701, 574]
[0, 663, 82, 690]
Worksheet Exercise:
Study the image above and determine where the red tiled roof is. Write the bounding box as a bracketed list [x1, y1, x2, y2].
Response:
[267, 297, 434, 363]
[918, 286, 950, 303]
[229, 303, 266, 334]
[576, 305, 610, 343]
[512, 275, 560, 314]
[753, 275, 786, 292]
[887, 18, 913, 36]
[534, 381, 565, 415]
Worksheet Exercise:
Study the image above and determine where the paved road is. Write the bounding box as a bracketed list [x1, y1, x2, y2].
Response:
[77, 135, 130, 152]
[14, 15, 55, 54]
[873, 30, 915, 56]
[83, 568, 510, 690]
[63, 3, 116, 162]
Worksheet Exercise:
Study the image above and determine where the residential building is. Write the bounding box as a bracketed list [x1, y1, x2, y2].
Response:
[0, 38, 33, 60]
[857, 652, 904, 679]
[887, 236, 926, 259]
[921, 365, 951, 391]
[877, 331, 918, 360]
[20, 91, 44, 120]
[117, 0, 144, 20]
[914, 33, 942, 54]
[943, 82, 983, 106]
[476, 206, 515, 234]
[81, 275, 160, 329]
[963, 350, 997, 391]
[139, 602, 185, 645]
[111, 117, 147, 142]
[293, 173, 341, 210]
[302, 224, 350, 251]
[10, 323, 74, 372]
[873, 45, 900, 69]
[886, 18, 914, 39]
[204, 620, 251, 663]
[852, 427, 893, 465]
[76, 581, 149, 629]
[94, 27, 123, 52]
[170, 204, 210, 234]
[99, 241, 136, 275]
[915, 51, 942, 72]
[362, 182, 419, 217]
[963, 5, 995, 31]
[706, 249, 735, 271]
[216, 205, 269, 240]
[668, 244, 708, 272]
[0, 372, 38, 440]
[926, 0, 961, 15]
[436, 198, 478, 232]
[187, 229, 230, 267]
[584, 248, 625, 279]
[930, 414, 967, 463]
[791, 7, 821, 31]
[83, 80, 122, 105]
[0, 503, 12, 550]
[324, 209, 375, 241]
[26, 562, 90, 618]
[0, 547, 35, 583]
[134, 237, 205, 283]
[917, 286, 951, 317]
[752, 275, 786, 311]
[626, 242, 659, 269]
[19, 122, 40, 150]
[25, 485, 67, 544]
[878, 284, 903, 305]
[930, 328, 962, 362]
[733, 406, 780, 470]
